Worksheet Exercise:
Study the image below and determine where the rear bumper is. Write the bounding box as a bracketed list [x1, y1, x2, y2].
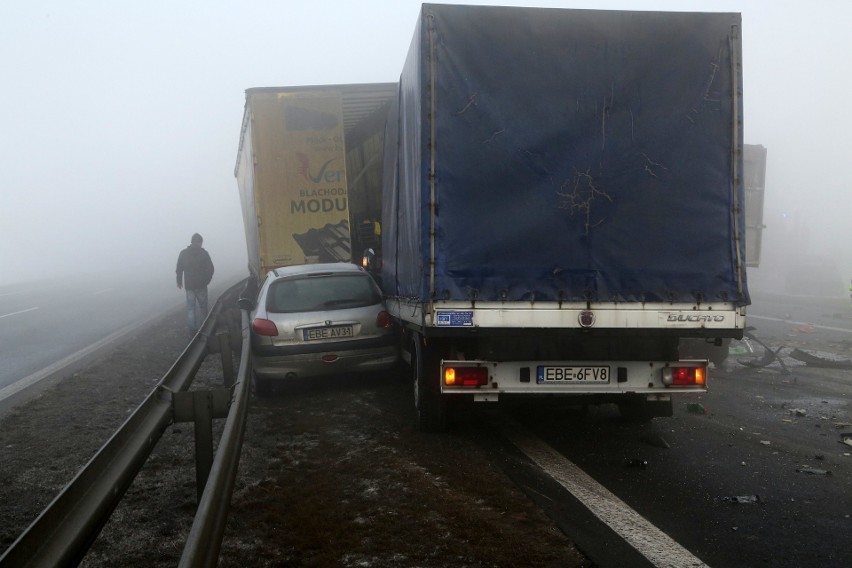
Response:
[439, 358, 707, 397]
[252, 343, 399, 380]
[252, 334, 397, 357]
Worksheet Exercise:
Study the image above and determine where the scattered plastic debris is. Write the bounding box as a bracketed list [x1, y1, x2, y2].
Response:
[789, 348, 852, 369]
[724, 495, 759, 504]
[736, 329, 792, 374]
[687, 403, 708, 415]
[729, 339, 754, 356]
[626, 459, 648, 469]
[796, 466, 831, 476]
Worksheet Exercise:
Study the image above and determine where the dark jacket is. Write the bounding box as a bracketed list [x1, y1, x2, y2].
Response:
[176, 244, 214, 290]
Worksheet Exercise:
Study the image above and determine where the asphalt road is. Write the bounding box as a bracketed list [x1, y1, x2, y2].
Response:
[0, 273, 184, 390]
[3, 282, 849, 567]
[491, 291, 852, 568]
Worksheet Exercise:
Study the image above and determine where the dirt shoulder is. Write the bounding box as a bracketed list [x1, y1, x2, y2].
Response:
[0, 309, 590, 567]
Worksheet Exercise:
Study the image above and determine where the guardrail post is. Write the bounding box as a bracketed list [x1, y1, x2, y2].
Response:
[173, 389, 232, 503]
[194, 392, 214, 503]
[217, 331, 235, 388]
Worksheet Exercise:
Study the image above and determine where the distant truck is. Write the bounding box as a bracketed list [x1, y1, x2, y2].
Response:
[380, 4, 750, 429]
[681, 143, 765, 365]
[234, 84, 396, 283]
[743, 144, 767, 269]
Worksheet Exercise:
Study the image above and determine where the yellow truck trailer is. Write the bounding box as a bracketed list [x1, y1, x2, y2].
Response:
[234, 83, 396, 281]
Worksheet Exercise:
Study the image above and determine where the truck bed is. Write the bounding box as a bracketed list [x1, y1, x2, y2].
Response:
[382, 4, 748, 308]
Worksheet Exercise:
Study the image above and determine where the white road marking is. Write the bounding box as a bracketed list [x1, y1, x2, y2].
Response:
[0, 307, 39, 320]
[502, 422, 709, 568]
[748, 314, 852, 335]
[0, 309, 172, 405]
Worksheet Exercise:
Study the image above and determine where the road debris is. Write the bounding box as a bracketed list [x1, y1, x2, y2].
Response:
[729, 339, 754, 356]
[788, 348, 852, 369]
[790, 408, 807, 417]
[796, 466, 831, 476]
[736, 329, 791, 374]
[724, 495, 759, 504]
[687, 403, 708, 415]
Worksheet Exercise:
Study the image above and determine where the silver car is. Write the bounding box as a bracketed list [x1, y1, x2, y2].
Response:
[241, 262, 398, 395]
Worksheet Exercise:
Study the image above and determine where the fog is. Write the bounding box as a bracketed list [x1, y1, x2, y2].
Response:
[1, 0, 850, 297]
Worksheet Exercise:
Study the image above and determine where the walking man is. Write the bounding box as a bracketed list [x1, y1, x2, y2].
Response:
[176, 233, 215, 336]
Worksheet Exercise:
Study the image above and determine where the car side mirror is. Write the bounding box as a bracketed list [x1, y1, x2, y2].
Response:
[237, 297, 255, 311]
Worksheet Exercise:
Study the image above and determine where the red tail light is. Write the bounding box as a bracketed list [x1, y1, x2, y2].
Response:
[663, 366, 706, 386]
[444, 366, 489, 387]
[251, 318, 279, 337]
[376, 310, 393, 329]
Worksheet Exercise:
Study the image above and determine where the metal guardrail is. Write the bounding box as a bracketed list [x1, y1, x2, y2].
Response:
[0, 281, 251, 567]
[179, 308, 252, 567]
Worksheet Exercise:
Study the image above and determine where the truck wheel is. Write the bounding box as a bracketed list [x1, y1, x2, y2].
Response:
[618, 396, 672, 422]
[413, 336, 448, 432]
[618, 396, 653, 423]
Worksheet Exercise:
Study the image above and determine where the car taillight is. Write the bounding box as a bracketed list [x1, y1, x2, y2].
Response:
[444, 366, 489, 387]
[662, 366, 706, 386]
[251, 318, 279, 337]
[376, 310, 393, 329]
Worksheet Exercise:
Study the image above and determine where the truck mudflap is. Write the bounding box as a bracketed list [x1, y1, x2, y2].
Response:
[439, 359, 707, 399]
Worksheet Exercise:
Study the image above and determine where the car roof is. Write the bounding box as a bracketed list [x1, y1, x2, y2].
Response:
[268, 262, 364, 279]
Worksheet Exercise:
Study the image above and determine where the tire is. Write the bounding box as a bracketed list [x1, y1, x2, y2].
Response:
[412, 335, 448, 432]
[618, 396, 672, 422]
[618, 400, 651, 423]
[253, 373, 273, 398]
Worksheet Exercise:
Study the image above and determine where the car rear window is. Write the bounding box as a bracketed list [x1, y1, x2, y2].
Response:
[266, 273, 382, 313]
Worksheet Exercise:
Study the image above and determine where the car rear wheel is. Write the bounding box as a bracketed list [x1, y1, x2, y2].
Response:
[253, 372, 273, 398]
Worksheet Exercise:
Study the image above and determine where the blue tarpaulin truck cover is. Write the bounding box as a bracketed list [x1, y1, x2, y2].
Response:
[382, 4, 748, 306]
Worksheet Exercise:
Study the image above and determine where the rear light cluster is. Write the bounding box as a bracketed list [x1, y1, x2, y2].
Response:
[444, 366, 489, 387]
[662, 366, 706, 386]
[376, 310, 393, 329]
[251, 319, 279, 337]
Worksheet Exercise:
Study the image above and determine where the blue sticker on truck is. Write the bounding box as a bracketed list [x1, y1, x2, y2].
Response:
[435, 311, 474, 327]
